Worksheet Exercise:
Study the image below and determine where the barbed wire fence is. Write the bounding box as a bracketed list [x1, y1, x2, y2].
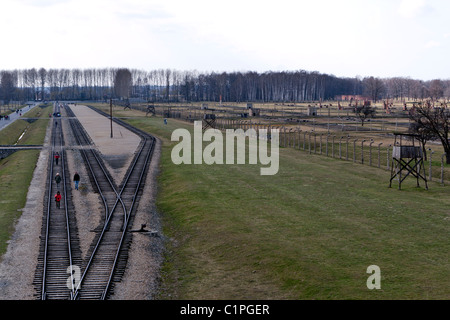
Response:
[116, 102, 448, 186]
[213, 119, 448, 186]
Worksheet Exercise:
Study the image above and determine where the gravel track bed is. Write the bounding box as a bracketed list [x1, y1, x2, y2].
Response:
[0, 105, 163, 300]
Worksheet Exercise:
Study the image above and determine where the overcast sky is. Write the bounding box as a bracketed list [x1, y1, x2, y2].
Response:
[1, 0, 449, 80]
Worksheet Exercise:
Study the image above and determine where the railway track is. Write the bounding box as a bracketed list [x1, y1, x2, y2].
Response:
[34, 104, 82, 300]
[34, 103, 156, 300]
[65, 105, 155, 300]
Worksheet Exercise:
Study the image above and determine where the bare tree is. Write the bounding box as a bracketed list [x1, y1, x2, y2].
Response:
[429, 79, 444, 100]
[355, 103, 376, 126]
[38, 68, 47, 101]
[25, 68, 38, 100]
[408, 103, 436, 161]
[0, 71, 17, 104]
[410, 101, 450, 164]
[363, 76, 385, 102]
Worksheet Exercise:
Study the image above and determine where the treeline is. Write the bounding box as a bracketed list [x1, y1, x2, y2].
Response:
[0, 67, 449, 104]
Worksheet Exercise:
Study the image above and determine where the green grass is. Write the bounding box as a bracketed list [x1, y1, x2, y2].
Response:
[1, 102, 447, 299]
[0, 104, 52, 145]
[0, 104, 51, 257]
[0, 150, 41, 256]
[114, 110, 450, 300]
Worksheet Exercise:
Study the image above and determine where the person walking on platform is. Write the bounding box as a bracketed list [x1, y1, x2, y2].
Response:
[54, 152, 60, 166]
[55, 173, 61, 190]
[55, 191, 62, 209]
[73, 172, 80, 190]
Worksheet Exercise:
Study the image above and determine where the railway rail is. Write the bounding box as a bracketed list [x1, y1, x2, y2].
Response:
[34, 104, 82, 300]
[67, 105, 155, 299]
[34, 103, 156, 300]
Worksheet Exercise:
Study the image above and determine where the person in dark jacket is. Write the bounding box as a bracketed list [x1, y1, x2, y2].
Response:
[55, 173, 61, 190]
[73, 172, 80, 190]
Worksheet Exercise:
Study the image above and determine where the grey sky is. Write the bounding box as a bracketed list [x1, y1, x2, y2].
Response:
[1, 0, 449, 80]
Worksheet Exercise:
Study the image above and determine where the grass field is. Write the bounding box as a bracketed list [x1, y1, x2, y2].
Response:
[0, 104, 51, 257]
[91, 104, 449, 300]
[1, 102, 448, 300]
[0, 105, 52, 145]
[0, 150, 41, 256]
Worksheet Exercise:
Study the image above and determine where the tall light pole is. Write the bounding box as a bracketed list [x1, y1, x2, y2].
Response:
[110, 98, 113, 138]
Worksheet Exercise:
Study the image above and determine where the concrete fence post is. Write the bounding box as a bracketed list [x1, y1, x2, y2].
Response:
[303, 131, 307, 150]
[320, 134, 323, 155]
[308, 131, 312, 154]
[369, 139, 374, 166]
[361, 140, 366, 164]
[314, 132, 317, 154]
[353, 139, 358, 163]
[378, 143, 383, 168]
[298, 130, 302, 150]
[346, 135, 350, 161]
[387, 145, 392, 170]
[332, 136, 335, 158]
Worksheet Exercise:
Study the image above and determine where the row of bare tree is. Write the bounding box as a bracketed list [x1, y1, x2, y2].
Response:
[1, 68, 449, 104]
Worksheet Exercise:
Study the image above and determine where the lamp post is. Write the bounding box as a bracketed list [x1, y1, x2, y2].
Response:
[110, 98, 113, 138]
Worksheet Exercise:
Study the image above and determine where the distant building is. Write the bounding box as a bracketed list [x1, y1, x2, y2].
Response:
[308, 106, 317, 116]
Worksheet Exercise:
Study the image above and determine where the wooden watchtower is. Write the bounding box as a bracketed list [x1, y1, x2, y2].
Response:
[389, 133, 428, 190]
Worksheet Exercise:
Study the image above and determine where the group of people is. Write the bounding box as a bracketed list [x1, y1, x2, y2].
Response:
[53, 152, 81, 209]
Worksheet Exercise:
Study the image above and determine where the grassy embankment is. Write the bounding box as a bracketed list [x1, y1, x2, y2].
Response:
[92, 104, 450, 299]
[0, 104, 52, 257]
